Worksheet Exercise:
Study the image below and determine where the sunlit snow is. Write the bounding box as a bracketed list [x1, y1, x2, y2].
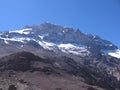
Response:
[0, 37, 31, 43]
[108, 49, 120, 59]
[9, 28, 32, 35]
[103, 49, 120, 59]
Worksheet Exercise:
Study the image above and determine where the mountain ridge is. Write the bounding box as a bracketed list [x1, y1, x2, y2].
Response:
[0, 23, 119, 58]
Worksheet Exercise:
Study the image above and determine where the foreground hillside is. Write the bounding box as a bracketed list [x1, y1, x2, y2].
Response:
[0, 52, 119, 90]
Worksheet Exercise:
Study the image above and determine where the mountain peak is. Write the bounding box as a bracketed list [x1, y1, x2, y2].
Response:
[40, 22, 61, 27]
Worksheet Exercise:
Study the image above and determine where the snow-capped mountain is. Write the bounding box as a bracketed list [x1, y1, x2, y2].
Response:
[1, 23, 120, 89]
[0, 23, 119, 59]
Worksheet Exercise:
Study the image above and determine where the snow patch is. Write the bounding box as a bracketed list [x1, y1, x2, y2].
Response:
[59, 44, 79, 49]
[38, 34, 48, 40]
[0, 37, 31, 43]
[109, 49, 120, 59]
[58, 43, 90, 56]
[37, 41, 56, 50]
[92, 35, 96, 39]
[36, 41, 90, 56]
[38, 35, 44, 39]
[102, 49, 120, 59]
[9, 28, 32, 35]
[4, 40, 9, 44]
[109, 44, 113, 46]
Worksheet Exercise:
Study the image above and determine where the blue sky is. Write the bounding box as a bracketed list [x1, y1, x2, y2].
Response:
[0, 0, 120, 48]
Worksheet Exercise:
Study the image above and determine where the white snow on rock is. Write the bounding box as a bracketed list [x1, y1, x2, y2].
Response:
[36, 40, 90, 56]
[59, 44, 79, 49]
[0, 36, 31, 43]
[58, 43, 90, 56]
[38, 35, 44, 40]
[4, 40, 9, 44]
[38, 41, 57, 50]
[38, 34, 48, 40]
[108, 49, 120, 59]
[102, 49, 120, 59]
[9, 28, 32, 35]
[0, 29, 90, 57]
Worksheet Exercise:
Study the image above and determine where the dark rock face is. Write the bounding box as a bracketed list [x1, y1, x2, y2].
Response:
[0, 52, 41, 71]
[8, 85, 17, 90]
[26, 40, 42, 48]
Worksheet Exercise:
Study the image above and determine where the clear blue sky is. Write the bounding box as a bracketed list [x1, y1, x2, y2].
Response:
[0, 0, 120, 48]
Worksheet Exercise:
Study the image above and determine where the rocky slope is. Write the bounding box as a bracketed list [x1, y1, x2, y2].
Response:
[0, 52, 119, 90]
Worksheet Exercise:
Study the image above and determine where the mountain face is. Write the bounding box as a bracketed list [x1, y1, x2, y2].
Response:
[0, 23, 120, 90]
[0, 23, 119, 58]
